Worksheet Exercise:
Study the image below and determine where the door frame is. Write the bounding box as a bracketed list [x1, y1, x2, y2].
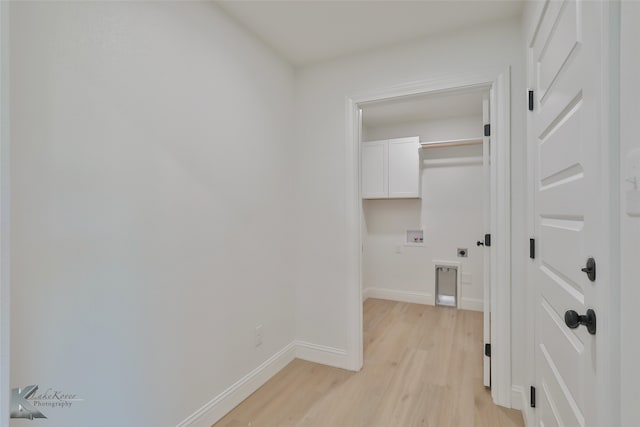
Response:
[344, 68, 513, 407]
[0, 1, 10, 426]
[482, 92, 491, 388]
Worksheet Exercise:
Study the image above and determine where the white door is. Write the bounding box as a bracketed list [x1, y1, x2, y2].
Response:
[361, 140, 388, 199]
[530, 1, 610, 426]
[388, 137, 420, 198]
[482, 92, 491, 388]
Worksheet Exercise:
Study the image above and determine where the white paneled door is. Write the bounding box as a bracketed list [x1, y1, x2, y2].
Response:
[530, 1, 610, 426]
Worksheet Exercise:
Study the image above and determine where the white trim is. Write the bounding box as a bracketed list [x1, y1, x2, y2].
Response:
[512, 385, 534, 427]
[345, 69, 512, 408]
[176, 342, 296, 427]
[511, 385, 523, 410]
[482, 91, 491, 388]
[362, 288, 483, 313]
[0, 2, 10, 426]
[362, 288, 433, 305]
[460, 297, 483, 312]
[601, 3, 621, 427]
[345, 97, 363, 372]
[295, 341, 350, 369]
[489, 69, 512, 408]
[524, 22, 538, 426]
[176, 340, 351, 427]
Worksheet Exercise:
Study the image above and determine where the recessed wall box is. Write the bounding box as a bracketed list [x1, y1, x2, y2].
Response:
[405, 229, 424, 246]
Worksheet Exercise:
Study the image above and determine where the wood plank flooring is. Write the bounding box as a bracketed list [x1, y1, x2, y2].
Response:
[215, 299, 524, 427]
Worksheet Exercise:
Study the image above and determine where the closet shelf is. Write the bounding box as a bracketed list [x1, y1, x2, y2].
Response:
[419, 137, 483, 149]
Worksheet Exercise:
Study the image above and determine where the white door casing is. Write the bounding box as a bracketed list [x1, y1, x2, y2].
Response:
[529, 1, 613, 426]
[346, 70, 512, 406]
[482, 92, 491, 388]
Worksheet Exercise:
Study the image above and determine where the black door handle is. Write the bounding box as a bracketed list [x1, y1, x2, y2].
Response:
[477, 241, 484, 247]
[581, 257, 596, 281]
[564, 309, 596, 335]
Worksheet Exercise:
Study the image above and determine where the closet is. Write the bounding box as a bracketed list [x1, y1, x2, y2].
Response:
[360, 90, 488, 311]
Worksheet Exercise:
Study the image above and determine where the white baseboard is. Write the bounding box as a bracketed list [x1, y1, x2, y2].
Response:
[176, 342, 296, 427]
[460, 297, 484, 312]
[176, 340, 350, 427]
[295, 340, 350, 370]
[363, 288, 432, 305]
[511, 385, 524, 410]
[364, 289, 483, 312]
[512, 385, 534, 426]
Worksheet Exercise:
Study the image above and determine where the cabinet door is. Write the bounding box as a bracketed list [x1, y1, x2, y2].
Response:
[388, 137, 420, 198]
[361, 140, 388, 199]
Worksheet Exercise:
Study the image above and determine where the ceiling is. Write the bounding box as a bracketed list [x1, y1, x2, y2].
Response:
[216, 0, 525, 66]
[362, 90, 484, 128]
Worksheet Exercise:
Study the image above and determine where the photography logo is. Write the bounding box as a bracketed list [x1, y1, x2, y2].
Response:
[11, 385, 82, 420]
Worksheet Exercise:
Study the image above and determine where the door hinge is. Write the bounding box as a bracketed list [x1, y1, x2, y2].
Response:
[530, 238, 535, 259]
[530, 386, 536, 408]
[484, 124, 491, 137]
[528, 90, 534, 111]
[484, 343, 491, 357]
[484, 233, 491, 247]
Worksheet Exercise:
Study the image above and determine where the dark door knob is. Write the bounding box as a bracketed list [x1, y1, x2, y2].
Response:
[477, 241, 484, 247]
[564, 309, 596, 335]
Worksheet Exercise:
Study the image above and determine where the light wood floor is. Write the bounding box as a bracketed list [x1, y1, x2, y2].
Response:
[215, 299, 524, 427]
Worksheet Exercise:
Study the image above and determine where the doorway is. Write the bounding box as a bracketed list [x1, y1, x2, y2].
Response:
[359, 88, 491, 384]
[344, 70, 512, 407]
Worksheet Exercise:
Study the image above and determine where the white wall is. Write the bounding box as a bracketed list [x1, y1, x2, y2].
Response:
[10, 2, 295, 426]
[363, 114, 482, 142]
[293, 17, 527, 397]
[620, 2, 640, 425]
[362, 116, 485, 310]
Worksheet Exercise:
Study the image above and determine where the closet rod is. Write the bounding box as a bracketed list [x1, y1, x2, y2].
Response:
[420, 137, 483, 149]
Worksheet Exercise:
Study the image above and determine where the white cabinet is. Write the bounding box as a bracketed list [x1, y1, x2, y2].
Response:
[361, 137, 420, 199]
[388, 137, 421, 198]
[361, 140, 388, 199]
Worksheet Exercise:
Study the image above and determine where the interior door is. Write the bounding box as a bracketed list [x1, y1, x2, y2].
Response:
[530, 1, 608, 425]
[482, 92, 491, 388]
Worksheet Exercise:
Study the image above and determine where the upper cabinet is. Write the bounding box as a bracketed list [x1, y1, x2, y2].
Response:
[361, 137, 420, 199]
[362, 140, 388, 199]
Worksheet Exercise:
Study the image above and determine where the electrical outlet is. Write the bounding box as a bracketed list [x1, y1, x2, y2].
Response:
[255, 324, 263, 347]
